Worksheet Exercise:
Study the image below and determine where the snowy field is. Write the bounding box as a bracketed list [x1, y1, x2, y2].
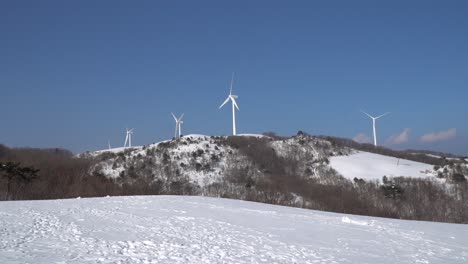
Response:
[330, 151, 434, 181]
[87, 146, 143, 156]
[1, 196, 467, 264]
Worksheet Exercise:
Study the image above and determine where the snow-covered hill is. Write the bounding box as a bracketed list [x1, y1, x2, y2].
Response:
[88, 134, 344, 189]
[330, 151, 435, 181]
[91, 134, 234, 186]
[88, 134, 446, 191]
[1, 196, 467, 263]
[93, 146, 143, 155]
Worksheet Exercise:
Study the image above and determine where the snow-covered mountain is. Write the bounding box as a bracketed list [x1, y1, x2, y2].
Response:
[1, 195, 467, 264]
[86, 134, 443, 189]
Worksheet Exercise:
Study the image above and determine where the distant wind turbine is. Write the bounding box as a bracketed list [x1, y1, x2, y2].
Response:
[124, 128, 134, 148]
[219, 72, 240, 135]
[171, 112, 184, 139]
[362, 111, 389, 146]
[108, 140, 111, 150]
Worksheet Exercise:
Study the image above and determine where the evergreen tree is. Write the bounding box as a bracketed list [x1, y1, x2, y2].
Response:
[0, 162, 39, 200]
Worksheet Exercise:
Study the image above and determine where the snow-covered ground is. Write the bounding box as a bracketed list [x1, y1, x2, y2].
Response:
[85, 146, 143, 157]
[424, 154, 461, 161]
[237, 133, 269, 138]
[1, 196, 467, 264]
[330, 151, 434, 181]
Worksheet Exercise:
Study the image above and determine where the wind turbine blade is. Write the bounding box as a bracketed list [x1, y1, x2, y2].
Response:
[376, 112, 390, 119]
[232, 98, 240, 111]
[230, 72, 235, 95]
[171, 112, 177, 121]
[179, 113, 184, 121]
[219, 97, 230, 109]
[361, 110, 374, 119]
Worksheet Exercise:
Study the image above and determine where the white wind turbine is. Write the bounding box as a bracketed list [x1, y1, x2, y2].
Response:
[362, 111, 390, 146]
[124, 128, 134, 148]
[171, 112, 184, 139]
[219, 72, 240, 135]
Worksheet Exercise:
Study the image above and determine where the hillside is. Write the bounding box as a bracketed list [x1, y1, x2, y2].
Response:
[330, 152, 435, 181]
[2, 134, 468, 223]
[1, 195, 467, 264]
[89, 133, 455, 191]
[76, 133, 468, 223]
[88, 134, 348, 192]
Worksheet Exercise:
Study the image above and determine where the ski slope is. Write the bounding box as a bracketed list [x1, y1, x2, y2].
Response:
[1, 196, 467, 264]
[330, 151, 435, 181]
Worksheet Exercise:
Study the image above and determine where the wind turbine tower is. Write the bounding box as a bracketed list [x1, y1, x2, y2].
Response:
[171, 112, 184, 139]
[219, 72, 240, 135]
[124, 128, 134, 148]
[362, 111, 389, 146]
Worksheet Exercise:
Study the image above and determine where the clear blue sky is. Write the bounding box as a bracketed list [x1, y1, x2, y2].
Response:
[1, 0, 467, 155]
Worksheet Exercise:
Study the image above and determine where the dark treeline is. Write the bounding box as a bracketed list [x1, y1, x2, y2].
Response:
[0, 144, 166, 200]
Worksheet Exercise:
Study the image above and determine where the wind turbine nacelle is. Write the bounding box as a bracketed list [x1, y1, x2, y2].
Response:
[231, 95, 238, 99]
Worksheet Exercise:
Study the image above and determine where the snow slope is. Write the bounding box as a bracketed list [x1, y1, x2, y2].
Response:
[82, 146, 143, 157]
[330, 151, 434, 181]
[236, 133, 269, 138]
[95, 147, 142, 154]
[1, 196, 467, 264]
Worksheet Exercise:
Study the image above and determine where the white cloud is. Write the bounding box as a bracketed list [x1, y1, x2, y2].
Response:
[387, 128, 410, 145]
[420, 128, 457, 143]
[353, 133, 371, 144]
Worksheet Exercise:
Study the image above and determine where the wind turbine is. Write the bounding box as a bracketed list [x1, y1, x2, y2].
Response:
[108, 140, 111, 150]
[362, 111, 389, 146]
[219, 72, 240, 135]
[124, 128, 134, 148]
[171, 112, 184, 139]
